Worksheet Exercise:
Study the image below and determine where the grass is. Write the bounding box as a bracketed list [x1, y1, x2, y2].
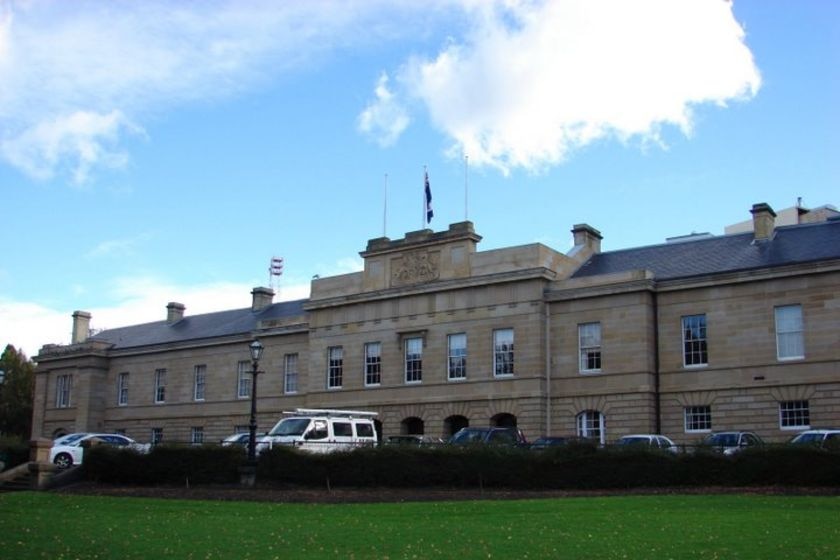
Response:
[2, 492, 839, 559]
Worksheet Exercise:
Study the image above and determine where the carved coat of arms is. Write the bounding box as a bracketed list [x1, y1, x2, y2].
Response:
[391, 250, 439, 286]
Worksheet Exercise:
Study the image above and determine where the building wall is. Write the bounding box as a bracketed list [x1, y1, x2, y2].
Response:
[32, 222, 840, 446]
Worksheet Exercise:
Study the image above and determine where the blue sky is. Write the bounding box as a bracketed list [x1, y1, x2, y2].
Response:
[1, 0, 838, 358]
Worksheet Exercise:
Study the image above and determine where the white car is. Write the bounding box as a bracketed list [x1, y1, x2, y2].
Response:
[50, 433, 148, 469]
[615, 434, 680, 454]
[789, 429, 840, 449]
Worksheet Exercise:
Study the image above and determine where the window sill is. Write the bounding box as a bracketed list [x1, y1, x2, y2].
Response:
[580, 370, 602, 375]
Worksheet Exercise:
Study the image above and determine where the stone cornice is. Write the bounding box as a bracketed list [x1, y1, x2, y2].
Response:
[304, 267, 557, 311]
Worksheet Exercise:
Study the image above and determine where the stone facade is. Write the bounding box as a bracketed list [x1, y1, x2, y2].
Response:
[32, 208, 840, 446]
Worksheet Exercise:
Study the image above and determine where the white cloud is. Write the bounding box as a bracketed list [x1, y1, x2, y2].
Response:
[0, 0, 411, 184]
[85, 231, 154, 259]
[357, 73, 411, 147]
[389, 0, 762, 173]
[1, 110, 140, 184]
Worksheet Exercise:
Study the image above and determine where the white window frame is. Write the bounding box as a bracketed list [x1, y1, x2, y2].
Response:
[117, 372, 129, 406]
[404, 337, 423, 384]
[193, 365, 206, 401]
[576, 410, 605, 444]
[154, 369, 166, 404]
[684, 405, 712, 433]
[237, 360, 251, 399]
[447, 333, 467, 381]
[327, 346, 343, 389]
[493, 328, 515, 377]
[151, 427, 163, 445]
[55, 374, 73, 408]
[191, 427, 204, 445]
[681, 314, 708, 368]
[364, 342, 382, 387]
[578, 322, 602, 373]
[779, 400, 810, 430]
[284, 353, 299, 394]
[775, 305, 804, 361]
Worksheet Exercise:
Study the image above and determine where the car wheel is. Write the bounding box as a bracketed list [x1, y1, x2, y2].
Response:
[54, 453, 73, 469]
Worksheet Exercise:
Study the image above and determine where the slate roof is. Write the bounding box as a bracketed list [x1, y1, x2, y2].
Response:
[90, 299, 308, 350]
[571, 219, 840, 281]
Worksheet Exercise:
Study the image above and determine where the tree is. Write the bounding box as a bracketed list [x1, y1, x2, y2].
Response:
[0, 344, 35, 440]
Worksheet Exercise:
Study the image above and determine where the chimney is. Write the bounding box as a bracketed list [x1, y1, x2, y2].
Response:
[750, 203, 777, 241]
[251, 287, 275, 312]
[166, 302, 186, 324]
[572, 224, 602, 254]
[71, 311, 91, 344]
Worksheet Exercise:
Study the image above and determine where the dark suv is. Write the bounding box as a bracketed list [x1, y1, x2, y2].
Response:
[448, 427, 527, 446]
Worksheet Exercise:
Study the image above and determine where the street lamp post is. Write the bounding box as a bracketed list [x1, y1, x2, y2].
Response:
[246, 339, 264, 467]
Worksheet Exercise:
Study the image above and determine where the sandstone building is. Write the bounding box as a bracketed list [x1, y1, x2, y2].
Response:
[32, 203, 840, 446]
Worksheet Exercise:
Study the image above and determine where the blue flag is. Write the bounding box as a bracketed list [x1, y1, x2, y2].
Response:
[425, 171, 433, 223]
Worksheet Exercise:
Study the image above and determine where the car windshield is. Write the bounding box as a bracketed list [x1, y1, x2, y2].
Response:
[706, 433, 738, 447]
[55, 434, 87, 446]
[268, 418, 311, 436]
[450, 429, 488, 444]
[618, 437, 648, 445]
[791, 433, 822, 444]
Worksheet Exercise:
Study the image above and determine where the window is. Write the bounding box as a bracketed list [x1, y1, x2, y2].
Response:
[151, 428, 163, 445]
[237, 360, 251, 398]
[117, 372, 129, 406]
[578, 322, 602, 373]
[684, 405, 712, 432]
[284, 354, 299, 394]
[55, 374, 72, 408]
[775, 305, 804, 360]
[682, 315, 708, 367]
[448, 333, 467, 380]
[364, 342, 382, 386]
[405, 337, 423, 383]
[493, 328, 515, 376]
[327, 346, 343, 389]
[333, 422, 353, 437]
[193, 365, 206, 401]
[576, 410, 605, 444]
[191, 427, 204, 445]
[154, 369, 166, 403]
[780, 400, 809, 429]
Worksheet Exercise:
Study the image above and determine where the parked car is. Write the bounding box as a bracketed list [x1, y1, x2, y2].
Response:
[529, 436, 589, 451]
[257, 408, 379, 454]
[220, 433, 252, 447]
[789, 429, 840, 450]
[700, 431, 763, 455]
[448, 427, 527, 446]
[50, 433, 149, 469]
[385, 435, 444, 446]
[615, 434, 679, 453]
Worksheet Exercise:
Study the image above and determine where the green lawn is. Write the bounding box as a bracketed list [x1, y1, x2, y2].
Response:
[1, 492, 839, 559]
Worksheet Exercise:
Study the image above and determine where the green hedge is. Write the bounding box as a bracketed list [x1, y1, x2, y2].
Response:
[0, 436, 30, 471]
[84, 444, 245, 485]
[81, 443, 840, 489]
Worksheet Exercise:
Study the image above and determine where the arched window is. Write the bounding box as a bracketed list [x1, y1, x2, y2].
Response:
[491, 413, 517, 428]
[576, 410, 605, 444]
[401, 416, 424, 435]
[444, 415, 469, 437]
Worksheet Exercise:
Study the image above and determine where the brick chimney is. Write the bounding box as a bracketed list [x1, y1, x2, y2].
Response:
[750, 203, 777, 241]
[71, 311, 91, 344]
[251, 287, 275, 312]
[166, 302, 185, 324]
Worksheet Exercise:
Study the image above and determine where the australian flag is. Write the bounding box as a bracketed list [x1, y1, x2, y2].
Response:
[425, 170, 434, 223]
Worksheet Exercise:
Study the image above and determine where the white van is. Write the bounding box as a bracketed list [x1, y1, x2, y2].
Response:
[258, 408, 378, 454]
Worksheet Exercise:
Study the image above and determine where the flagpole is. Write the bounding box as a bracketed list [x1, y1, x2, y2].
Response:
[422, 165, 427, 229]
[383, 173, 388, 238]
[464, 154, 469, 221]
